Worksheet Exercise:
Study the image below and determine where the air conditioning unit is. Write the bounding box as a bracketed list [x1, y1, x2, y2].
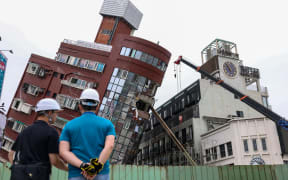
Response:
[21, 103, 32, 114]
[93, 82, 98, 88]
[27, 63, 40, 75]
[37, 68, 46, 77]
[56, 95, 65, 107]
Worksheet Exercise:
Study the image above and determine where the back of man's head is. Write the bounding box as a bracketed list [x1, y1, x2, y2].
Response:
[35, 98, 61, 117]
[79, 88, 100, 112]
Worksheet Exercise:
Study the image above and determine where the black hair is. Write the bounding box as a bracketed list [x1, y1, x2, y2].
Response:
[37, 110, 55, 117]
[80, 99, 98, 111]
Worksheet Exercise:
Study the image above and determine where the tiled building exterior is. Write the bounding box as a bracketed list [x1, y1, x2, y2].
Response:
[0, 0, 171, 164]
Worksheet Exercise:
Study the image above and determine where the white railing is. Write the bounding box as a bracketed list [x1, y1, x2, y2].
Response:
[261, 86, 268, 94]
[63, 39, 112, 52]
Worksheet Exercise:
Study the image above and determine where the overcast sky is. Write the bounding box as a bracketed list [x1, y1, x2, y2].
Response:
[0, 0, 287, 118]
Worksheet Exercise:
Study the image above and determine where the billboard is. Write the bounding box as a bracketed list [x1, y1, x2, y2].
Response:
[0, 52, 7, 98]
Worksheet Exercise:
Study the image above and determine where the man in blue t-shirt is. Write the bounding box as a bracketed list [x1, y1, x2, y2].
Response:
[60, 88, 116, 180]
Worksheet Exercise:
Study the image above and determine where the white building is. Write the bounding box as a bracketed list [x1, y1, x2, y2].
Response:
[138, 39, 286, 166]
[201, 117, 283, 165]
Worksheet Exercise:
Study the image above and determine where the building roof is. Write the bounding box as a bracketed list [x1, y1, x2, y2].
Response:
[156, 80, 200, 111]
[100, 0, 143, 29]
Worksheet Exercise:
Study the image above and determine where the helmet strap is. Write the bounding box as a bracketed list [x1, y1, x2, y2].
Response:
[43, 111, 53, 124]
[48, 116, 53, 124]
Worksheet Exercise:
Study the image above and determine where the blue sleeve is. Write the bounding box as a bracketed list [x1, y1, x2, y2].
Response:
[107, 122, 116, 137]
[60, 124, 70, 142]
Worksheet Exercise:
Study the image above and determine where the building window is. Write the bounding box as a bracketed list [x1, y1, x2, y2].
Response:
[243, 139, 249, 152]
[219, 144, 226, 158]
[212, 147, 217, 160]
[54, 117, 68, 129]
[182, 128, 186, 144]
[236, 111, 244, 117]
[96, 63, 105, 72]
[101, 29, 111, 35]
[57, 54, 69, 63]
[163, 110, 167, 119]
[11, 99, 22, 111]
[119, 47, 167, 72]
[175, 131, 179, 142]
[227, 142, 233, 156]
[53, 72, 58, 77]
[130, 49, 137, 58]
[56, 53, 105, 73]
[60, 74, 64, 79]
[120, 47, 127, 56]
[67, 56, 75, 65]
[152, 57, 158, 66]
[187, 125, 193, 141]
[73, 58, 80, 66]
[12, 121, 26, 133]
[1, 136, 14, 151]
[56, 94, 79, 110]
[52, 93, 57, 98]
[6, 118, 14, 128]
[252, 139, 258, 151]
[135, 50, 142, 60]
[46, 90, 51, 97]
[206, 149, 211, 162]
[261, 138, 267, 151]
[140, 52, 148, 62]
[262, 96, 269, 108]
[124, 48, 131, 56]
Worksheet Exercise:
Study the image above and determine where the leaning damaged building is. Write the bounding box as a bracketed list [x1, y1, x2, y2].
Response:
[0, 0, 171, 163]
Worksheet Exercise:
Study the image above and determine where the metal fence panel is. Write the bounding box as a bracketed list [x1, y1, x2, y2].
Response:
[0, 163, 287, 180]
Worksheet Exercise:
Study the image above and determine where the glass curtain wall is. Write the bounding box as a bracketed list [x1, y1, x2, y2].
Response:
[98, 68, 157, 164]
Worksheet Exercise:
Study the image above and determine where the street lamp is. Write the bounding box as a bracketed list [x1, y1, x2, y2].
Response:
[0, 50, 13, 54]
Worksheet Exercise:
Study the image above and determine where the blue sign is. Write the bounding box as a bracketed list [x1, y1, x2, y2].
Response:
[0, 52, 7, 98]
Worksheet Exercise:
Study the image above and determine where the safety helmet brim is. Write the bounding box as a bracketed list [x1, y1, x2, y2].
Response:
[35, 98, 62, 112]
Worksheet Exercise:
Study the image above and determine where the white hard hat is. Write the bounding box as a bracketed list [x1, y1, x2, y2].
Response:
[80, 88, 100, 102]
[35, 98, 62, 112]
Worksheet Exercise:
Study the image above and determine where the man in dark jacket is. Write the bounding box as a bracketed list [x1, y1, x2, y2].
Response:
[8, 98, 68, 180]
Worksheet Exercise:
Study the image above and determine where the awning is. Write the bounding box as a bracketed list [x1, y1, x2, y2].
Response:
[15, 120, 25, 125]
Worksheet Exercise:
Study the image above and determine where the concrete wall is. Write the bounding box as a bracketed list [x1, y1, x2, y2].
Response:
[201, 118, 283, 165]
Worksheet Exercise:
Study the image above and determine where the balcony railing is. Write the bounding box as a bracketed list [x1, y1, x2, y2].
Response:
[240, 66, 260, 79]
[63, 39, 112, 52]
[61, 80, 86, 90]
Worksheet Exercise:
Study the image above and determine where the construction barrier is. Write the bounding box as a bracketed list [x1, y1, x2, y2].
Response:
[1, 162, 288, 180]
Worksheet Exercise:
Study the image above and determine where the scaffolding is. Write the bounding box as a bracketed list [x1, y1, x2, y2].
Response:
[201, 39, 239, 64]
